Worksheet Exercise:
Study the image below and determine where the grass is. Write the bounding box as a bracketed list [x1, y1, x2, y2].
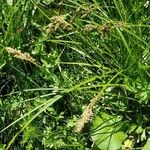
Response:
[0, 0, 150, 149]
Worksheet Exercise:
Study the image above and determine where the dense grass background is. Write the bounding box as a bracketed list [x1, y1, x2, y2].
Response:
[0, 0, 150, 149]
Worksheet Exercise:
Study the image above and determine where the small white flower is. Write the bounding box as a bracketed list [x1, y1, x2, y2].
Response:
[144, 1, 149, 8]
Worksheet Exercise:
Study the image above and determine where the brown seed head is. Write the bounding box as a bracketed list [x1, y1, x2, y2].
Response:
[6, 47, 37, 65]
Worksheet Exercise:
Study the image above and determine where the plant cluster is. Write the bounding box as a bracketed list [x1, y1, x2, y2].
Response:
[0, 0, 149, 149]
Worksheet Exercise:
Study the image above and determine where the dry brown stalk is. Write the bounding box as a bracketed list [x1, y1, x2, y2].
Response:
[98, 21, 124, 37]
[46, 16, 72, 33]
[6, 47, 37, 65]
[84, 24, 97, 32]
[75, 97, 97, 133]
[84, 21, 124, 35]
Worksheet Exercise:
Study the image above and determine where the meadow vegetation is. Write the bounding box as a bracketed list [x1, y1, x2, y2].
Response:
[0, 0, 150, 149]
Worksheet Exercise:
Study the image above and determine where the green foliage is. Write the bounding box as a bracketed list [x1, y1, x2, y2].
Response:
[91, 111, 126, 150]
[0, 0, 149, 149]
[142, 138, 150, 150]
